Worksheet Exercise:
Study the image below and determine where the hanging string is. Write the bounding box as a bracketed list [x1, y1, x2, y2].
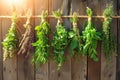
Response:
[0, 15, 119, 18]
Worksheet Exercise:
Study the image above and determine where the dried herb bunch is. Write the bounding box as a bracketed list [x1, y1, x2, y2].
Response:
[32, 11, 50, 65]
[102, 4, 116, 60]
[68, 12, 83, 57]
[52, 9, 68, 69]
[18, 10, 34, 57]
[82, 7, 101, 61]
[2, 12, 18, 61]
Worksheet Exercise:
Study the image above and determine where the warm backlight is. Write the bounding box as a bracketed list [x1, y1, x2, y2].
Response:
[7, 0, 21, 4]
[7, 0, 23, 5]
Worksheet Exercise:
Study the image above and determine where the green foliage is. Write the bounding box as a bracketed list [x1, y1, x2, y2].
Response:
[2, 12, 18, 61]
[102, 4, 116, 60]
[32, 11, 50, 65]
[82, 7, 101, 61]
[69, 12, 83, 57]
[52, 9, 62, 18]
[86, 7, 92, 17]
[70, 12, 78, 23]
[52, 10, 68, 70]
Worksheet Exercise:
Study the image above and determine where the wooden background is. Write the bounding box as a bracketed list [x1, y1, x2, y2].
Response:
[0, 0, 119, 80]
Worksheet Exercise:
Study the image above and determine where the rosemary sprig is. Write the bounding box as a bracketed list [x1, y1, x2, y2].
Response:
[102, 4, 116, 60]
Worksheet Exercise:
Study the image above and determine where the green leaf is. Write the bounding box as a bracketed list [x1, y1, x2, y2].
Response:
[68, 31, 75, 38]
[70, 36, 79, 50]
[32, 11, 50, 66]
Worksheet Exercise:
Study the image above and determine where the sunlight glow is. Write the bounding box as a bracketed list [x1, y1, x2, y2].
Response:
[7, 0, 23, 5]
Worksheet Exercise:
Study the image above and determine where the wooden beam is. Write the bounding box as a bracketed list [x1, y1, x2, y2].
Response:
[0, 15, 119, 18]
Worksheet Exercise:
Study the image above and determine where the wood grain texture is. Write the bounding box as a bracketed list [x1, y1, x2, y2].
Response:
[17, 0, 35, 80]
[117, 0, 120, 80]
[1, 0, 18, 80]
[2, 19, 17, 80]
[0, 1, 3, 80]
[0, 0, 119, 80]
[71, 0, 87, 80]
[49, 0, 71, 80]
[117, 19, 120, 80]
[71, 56, 87, 80]
[0, 18, 2, 80]
[101, 0, 117, 80]
[87, 0, 101, 80]
[34, 0, 49, 80]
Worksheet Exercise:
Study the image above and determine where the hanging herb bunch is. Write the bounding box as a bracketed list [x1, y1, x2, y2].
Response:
[68, 12, 83, 57]
[2, 12, 18, 61]
[18, 10, 34, 57]
[102, 4, 116, 60]
[52, 9, 68, 69]
[82, 7, 101, 61]
[32, 11, 50, 65]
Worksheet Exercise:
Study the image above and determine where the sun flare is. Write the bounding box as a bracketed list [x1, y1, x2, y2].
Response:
[7, 0, 23, 5]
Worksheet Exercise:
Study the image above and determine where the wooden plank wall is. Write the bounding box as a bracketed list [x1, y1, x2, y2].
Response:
[34, 0, 49, 80]
[117, 0, 120, 79]
[101, 0, 117, 80]
[1, 1, 17, 80]
[0, 0, 119, 80]
[71, 0, 87, 80]
[17, 1, 35, 80]
[87, 0, 101, 80]
[0, 2, 3, 80]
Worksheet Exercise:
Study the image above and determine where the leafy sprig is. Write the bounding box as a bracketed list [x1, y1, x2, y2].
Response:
[2, 12, 18, 61]
[102, 4, 116, 60]
[52, 9, 68, 70]
[68, 12, 83, 57]
[32, 11, 50, 65]
[82, 7, 101, 61]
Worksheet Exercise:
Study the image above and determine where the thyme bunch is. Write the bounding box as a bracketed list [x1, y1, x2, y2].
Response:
[102, 4, 116, 60]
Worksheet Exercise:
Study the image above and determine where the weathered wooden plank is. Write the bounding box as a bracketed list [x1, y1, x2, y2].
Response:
[2, 19, 17, 80]
[0, 1, 3, 80]
[87, 0, 101, 80]
[0, 19, 2, 80]
[49, 0, 71, 80]
[71, 56, 87, 80]
[71, 0, 87, 80]
[117, 20, 120, 79]
[17, 54, 35, 80]
[101, 0, 117, 80]
[117, 0, 120, 80]
[35, 0, 49, 26]
[34, 0, 49, 80]
[1, 0, 17, 80]
[17, 0, 35, 80]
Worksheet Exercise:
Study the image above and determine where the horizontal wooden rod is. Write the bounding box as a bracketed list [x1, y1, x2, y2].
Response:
[0, 15, 120, 18]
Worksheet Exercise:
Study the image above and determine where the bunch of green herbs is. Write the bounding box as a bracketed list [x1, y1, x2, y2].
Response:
[52, 10, 69, 70]
[102, 4, 116, 60]
[68, 12, 83, 57]
[82, 7, 101, 61]
[2, 12, 18, 61]
[32, 11, 50, 65]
